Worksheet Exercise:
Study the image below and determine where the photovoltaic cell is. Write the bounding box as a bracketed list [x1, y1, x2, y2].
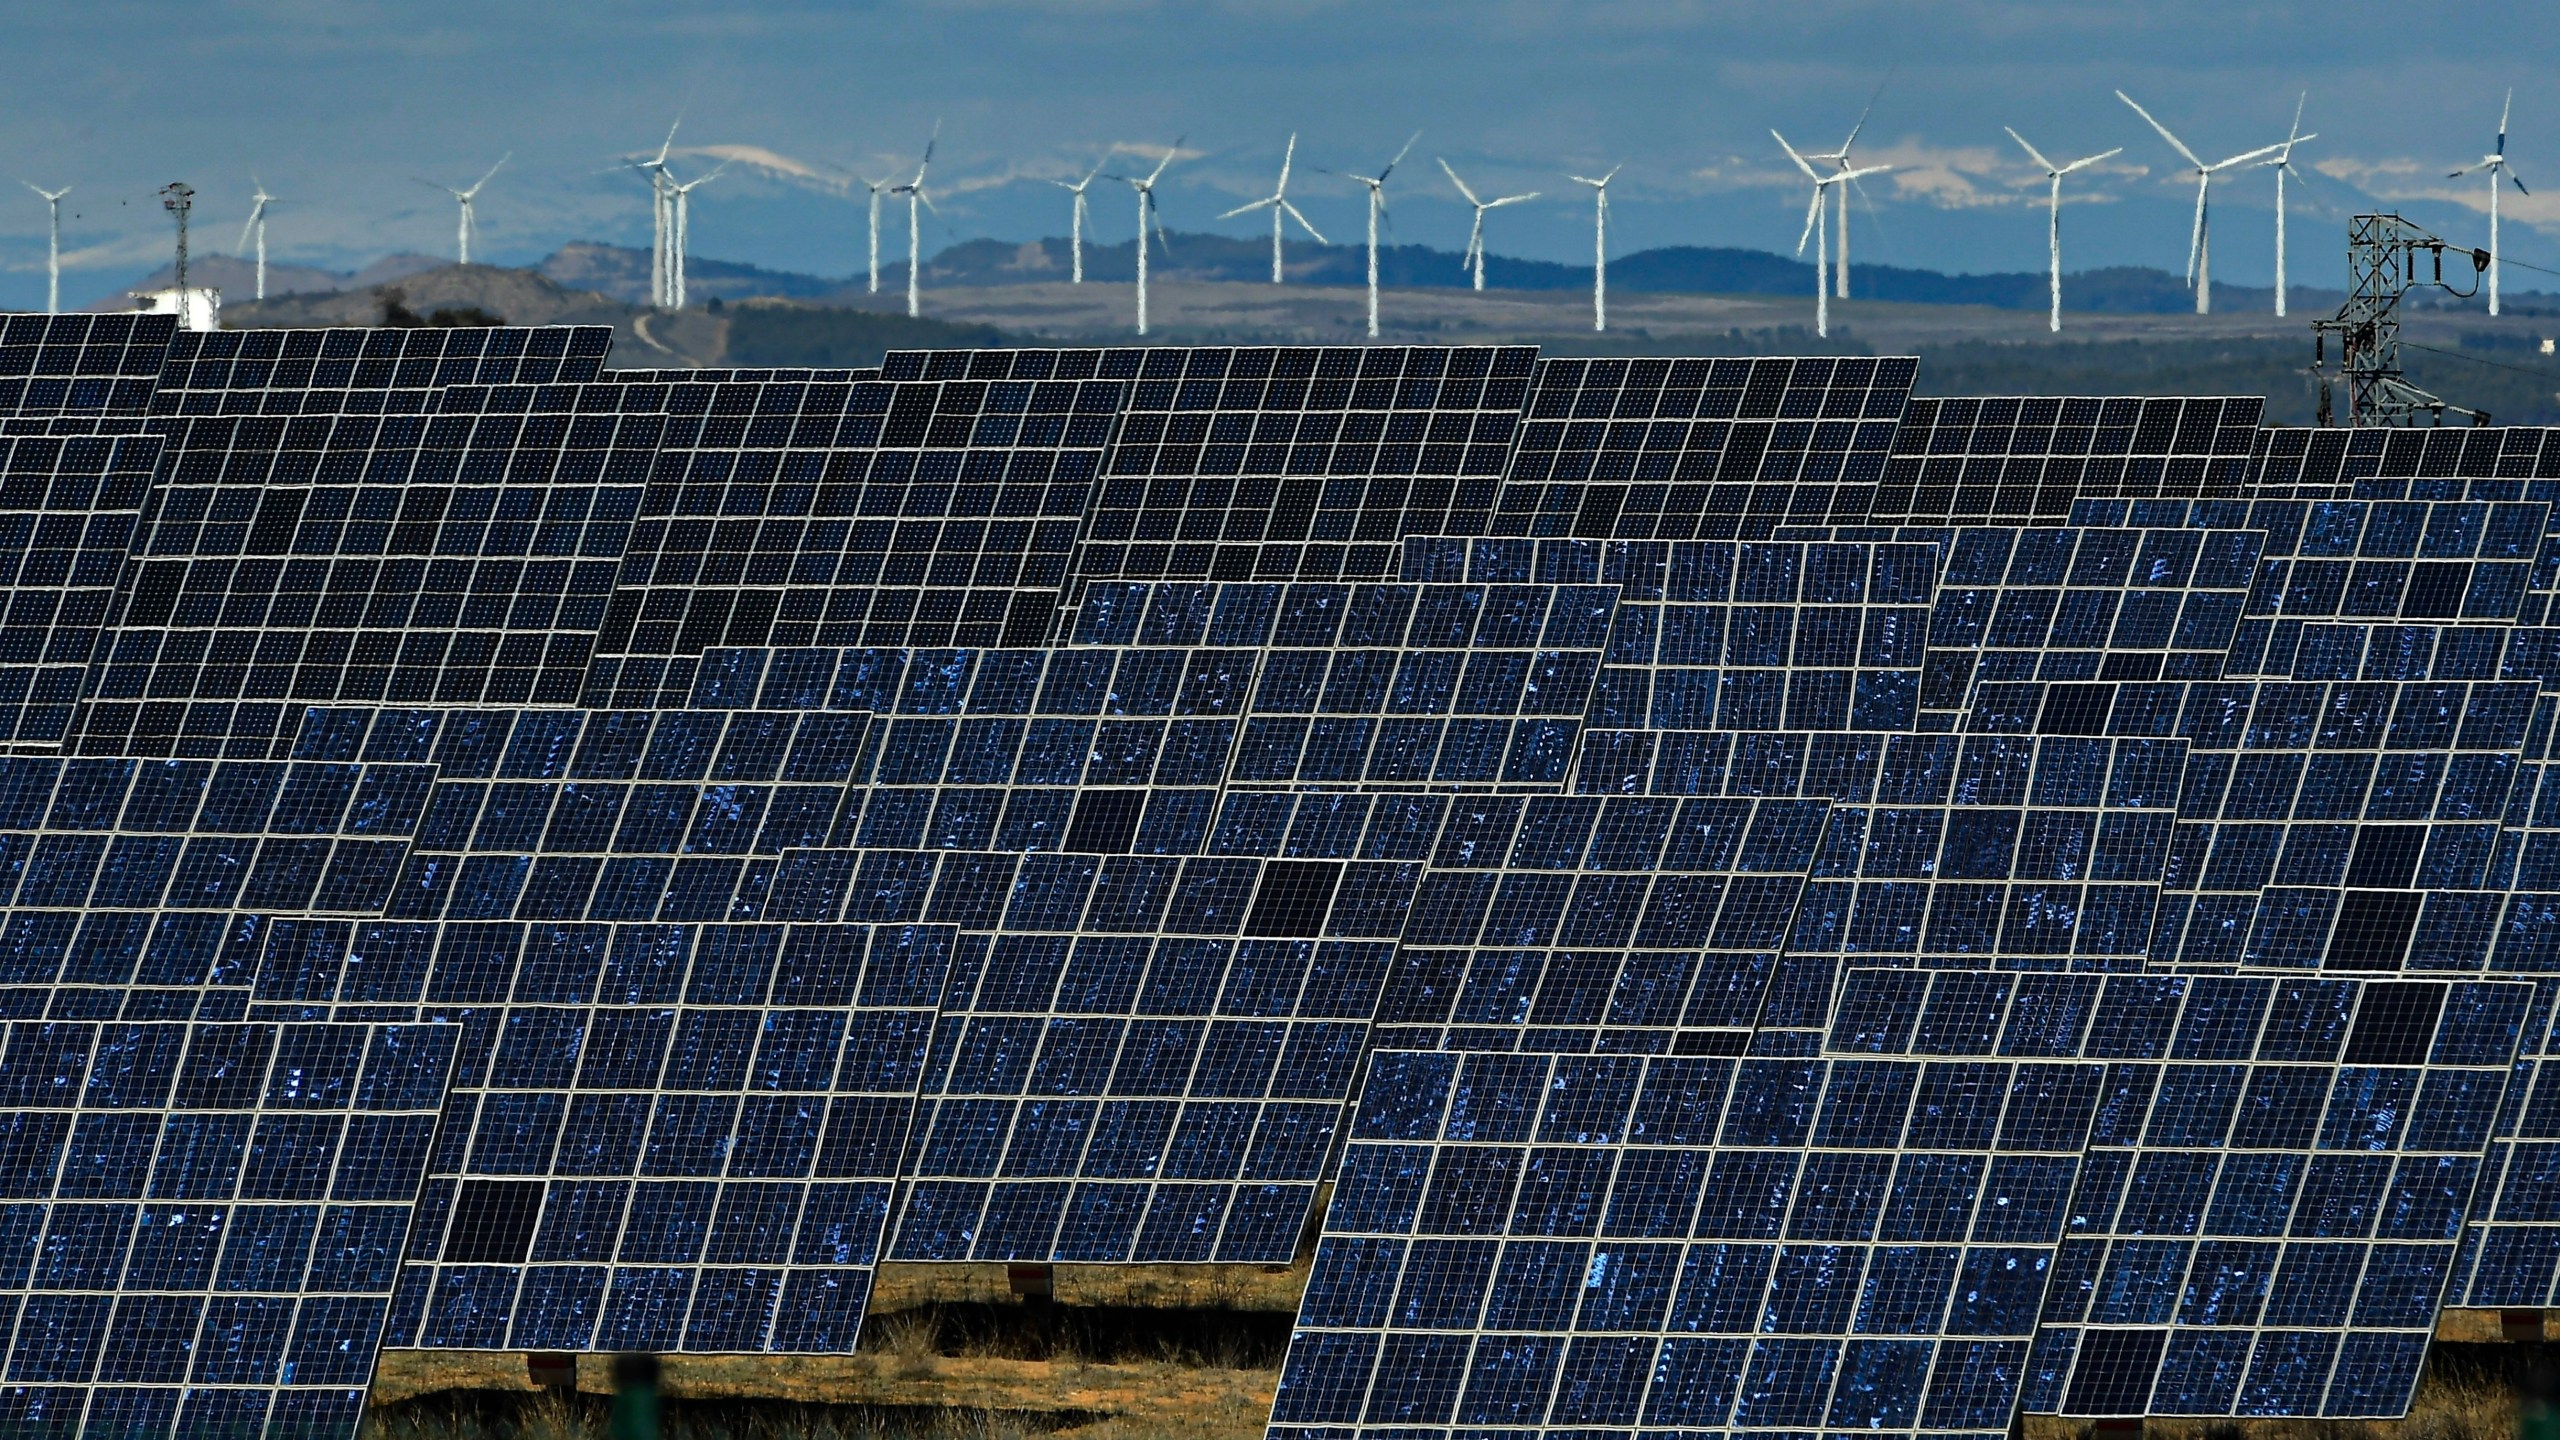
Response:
[1882, 397, 2262, 522]
[0, 433, 165, 749]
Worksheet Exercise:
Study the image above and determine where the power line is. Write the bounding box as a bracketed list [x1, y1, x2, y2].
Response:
[2400, 337, 2560, 383]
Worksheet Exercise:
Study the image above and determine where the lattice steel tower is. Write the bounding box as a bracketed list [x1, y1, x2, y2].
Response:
[2312, 212, 2490, 426]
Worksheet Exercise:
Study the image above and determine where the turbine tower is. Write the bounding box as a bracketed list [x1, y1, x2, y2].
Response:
[666, 164, 725, 310]
[424, 154, 508, 267]
[1568, 166, 1620, 331]
[1112, 140, 1181, 335]
[890, 124, 940, 319]
[861, 175, 893, 294]
[2116, 91, 2283, 316]
[2260, 95, 2316, 318]
[21, 182, 69, 315]
[1219, 136, 1327, 285]
[2003, 128, 2119, 333]
[1053, 152, 1113, 284]
[2450, 89, 2529, 317]
[238, 177, 274, 303]
[1438, 159, 1535, 291]
[1775, 131, 1887, 340]
[1333, 133, 1418, 339]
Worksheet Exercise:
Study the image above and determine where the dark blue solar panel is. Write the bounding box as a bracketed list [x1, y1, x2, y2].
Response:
[0, 1015, 455, 1438]
[1826, 968, 2528, 1419]
[1269, 1045, 2100, 1440]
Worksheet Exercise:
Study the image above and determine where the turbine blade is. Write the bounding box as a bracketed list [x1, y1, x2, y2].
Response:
[2117, 90, 2204, 169]
[1380, 131, 1420, 181]
[1839, 163, 1891, 182]
[1438, 157, 1480, 206]
[1841, 66, 1894, 153]
[1281, 200, 1327, 243]
[2057, 147, 2122, 175]
[1797, 186, 1823, 254]
[2208, 142, 2286, 171]
[1772, 131, 1821, 180]
[1217, 198, 1277, 219]
[2005, 126, 2057, 173]
[1145, 136, 1185, 186]
[1489, 193, 1538, 207]
[1277, 134, 1295, 192]
[2502, 88, 2514, 151]
[2515, 172, 2531, 197]
[473, 152, 510, 192]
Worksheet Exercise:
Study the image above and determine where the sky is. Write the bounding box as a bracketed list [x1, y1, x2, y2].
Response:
[9, 0, 2560, 311]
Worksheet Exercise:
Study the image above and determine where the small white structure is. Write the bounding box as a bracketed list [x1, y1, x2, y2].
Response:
[130, 286, 220, 332]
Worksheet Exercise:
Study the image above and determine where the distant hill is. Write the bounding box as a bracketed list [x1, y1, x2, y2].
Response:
[90, 253, 445, 309]
[520, 238, 2355, 317]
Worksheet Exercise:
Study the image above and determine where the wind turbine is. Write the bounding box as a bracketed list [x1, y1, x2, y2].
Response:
[237, 177, 274, 302]
[1053, 152, 1114, 283]
[21, 182, 69, 315]
[2450, 89, 2529, 317]
[1438, 159, 1535, 291]
[2004, 128, 2119, 333]
[1568, 166, 1620, 331]
[2260, 95, 2316, 318]
[1111, 139, 1181, 335]
[1775, 131, 1887, 340]
[2116, 91, 2284, 316]
[1331, 133, 1419, 339]
[632, 120, 680, 308]
[422, 154, 507, 267]
[1801, 73, 1892, 299]
[1219, 135, 1327, 284]
[891, 124, 940, 318]
[666, 164, 725, 310]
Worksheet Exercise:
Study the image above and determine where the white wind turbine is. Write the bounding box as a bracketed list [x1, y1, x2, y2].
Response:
[1219, 135, 1327, 284]
[1569, 165, 1620, 331]
[2116, 91, 2284, 316]
[2450, 89, 2529, 316]
[1053, 152, 1113, 284]
[21, 182, 69, 314]
[631, 120, 680, 308]
[1801, 76, 1890, 299]
[1438, 159, 1535, 291]
[1330, 133, 1419, 339]
[2003, 128, 2119, 333]
[1110, 139, 1182, 335]
[422, 154, 508, 267]
[1775, 131, 1888, 340]
[665, 164, 725, 310]
[2260, 95, 2316, 318]
[238, 177, 275, 302]
[890, 124, 940, 318]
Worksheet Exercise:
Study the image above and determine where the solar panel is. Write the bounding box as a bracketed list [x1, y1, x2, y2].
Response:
[582, 367, 1123, 708]
[1882, 397, 2261, 522]
[1268, 1044, 2102, 1440]
[0, 1015, 456, 1438]
[0, 433, 165, 749]
[0, 314, 177, 419]
[1044, 347, 1532, 617]
[1500, 356, 1913, 541]
[1367, 793, 1824, 1057]
[1824, 968, 2531, 1418]
[151, 326, 611, 417]
[71, 383, 658, 757]
[1406, 536, 1937, 735]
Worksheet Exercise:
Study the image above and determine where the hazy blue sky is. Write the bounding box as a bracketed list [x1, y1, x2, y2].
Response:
[10, 0, 2559, 309]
